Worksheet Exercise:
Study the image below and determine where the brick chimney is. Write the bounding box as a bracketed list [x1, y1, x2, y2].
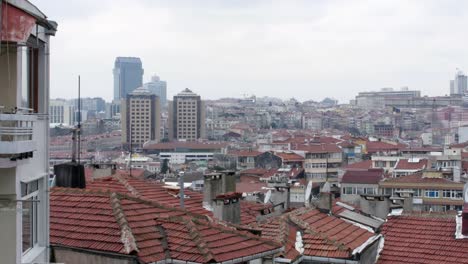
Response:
[212, 192, 242, 224]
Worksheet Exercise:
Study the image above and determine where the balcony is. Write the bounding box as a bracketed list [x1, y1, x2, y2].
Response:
[0, 113, 37, 159]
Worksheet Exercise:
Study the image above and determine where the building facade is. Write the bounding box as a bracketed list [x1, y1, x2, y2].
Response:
[0, 1, 57, 263]
[49, 99, 75, 126]
[121, 87, 161, 148]
[113, 57, 144, 100]
[168, 88, 206, 141]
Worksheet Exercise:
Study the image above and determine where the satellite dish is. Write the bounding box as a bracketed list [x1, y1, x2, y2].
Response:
[264, 189, 272, 204]
[305, 180, 313, 205]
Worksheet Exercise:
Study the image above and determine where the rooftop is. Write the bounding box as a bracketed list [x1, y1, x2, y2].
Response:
[341, 169, 385, 185]
[378, 215, 468, 264]
[50, 188, 281, 264]
[256, 207, 377, 261]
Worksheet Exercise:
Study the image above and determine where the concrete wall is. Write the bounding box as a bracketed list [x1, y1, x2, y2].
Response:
[359, 237, 381, 264]
[52, 247, 138, 264]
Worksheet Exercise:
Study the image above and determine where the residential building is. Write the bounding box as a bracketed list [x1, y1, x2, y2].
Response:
[392, 158, 428, 177]
[341, 168, 385, 204]
[49, 99, 75, 126]
[113, 57, 144, 100]
[121, 86, 161, 148]
[0, 1, 57, 263]
[144, 75, 167, 107]
[301, 113, 323, 130]
[299, 143, 343, 181]
[168, 88, 206, 141]
[229, 150, 282, 170]
[379, 171, 464, 212]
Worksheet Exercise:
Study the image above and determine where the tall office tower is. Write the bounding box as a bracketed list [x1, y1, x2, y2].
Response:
[0, 1, 57, 263]
[121, 87, 161, 148]
[113, 57, 144, 100]
[50, 99, 75, 126]
[453, 70, 467, 95]
[105, 100, 121, 119]
[168, 88, 206, 141]
[144, 75, 167, 107]
[450, 80, 455, 95]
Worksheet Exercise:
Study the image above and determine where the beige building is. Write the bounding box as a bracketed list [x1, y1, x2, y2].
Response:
[168, 88, 205, 141]
[121, 87, 161, 148]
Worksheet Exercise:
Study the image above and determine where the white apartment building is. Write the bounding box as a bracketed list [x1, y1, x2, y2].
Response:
[168, 88, 206, 141]
[121, 86, 161, 148]
[49, 99, 75, 126]
[0, 1, 57, 263]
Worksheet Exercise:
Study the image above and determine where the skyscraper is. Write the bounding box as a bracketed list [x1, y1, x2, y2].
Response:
[168, 88, 206, 141]
[144, 75, 167, 107]
[121, 87, 161, 148]
[451, 70, 467, 95]
[113, 57, 144, 100]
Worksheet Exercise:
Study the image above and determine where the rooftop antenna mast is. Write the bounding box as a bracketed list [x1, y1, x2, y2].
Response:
[78, 75, 81, 164]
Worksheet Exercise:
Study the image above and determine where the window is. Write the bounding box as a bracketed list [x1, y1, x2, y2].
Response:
[21, 180, 40, 253]
[413, 189, 422, 197]
[343, 187, 353, 194]
[425, 190, 439, 198]
[375, 161, 386, 168]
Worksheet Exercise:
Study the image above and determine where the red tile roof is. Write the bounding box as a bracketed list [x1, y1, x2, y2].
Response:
[86, 174, 268, 225]
[237, 176, 268, 193]
[341, 169, 384, 184]
[378, 215, 468, 264]
[294, 143, 342, 154]
[256, 207, 376, 261]
[366, 141, 406, 154]
[344, 160, 373, 170]
[274, 152, 304, 162]
[50, 188, 281, 263]
[379, 173, 464, 189]
[229, 150, 264, 157]
[394, 159, 428, 170]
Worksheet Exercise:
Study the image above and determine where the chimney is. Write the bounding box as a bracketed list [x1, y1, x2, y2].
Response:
[359, 194, 392, 219]
[203, 171, 236, 210]
[212, 192, 242, 224]
[462, 206, 468, 236]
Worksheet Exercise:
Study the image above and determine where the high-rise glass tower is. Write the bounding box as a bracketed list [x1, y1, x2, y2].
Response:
[113, 57, 144, 100]
[144, 75, 167, 107]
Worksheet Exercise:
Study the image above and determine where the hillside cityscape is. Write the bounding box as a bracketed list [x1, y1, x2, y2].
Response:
[3, 1, 468, 264]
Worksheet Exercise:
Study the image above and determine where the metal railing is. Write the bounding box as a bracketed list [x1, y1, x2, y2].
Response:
[0, 114, 35, 142]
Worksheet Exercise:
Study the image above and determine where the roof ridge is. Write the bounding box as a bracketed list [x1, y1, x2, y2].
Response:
[115, 174, 141, 198]
[155, 225, 171, 260]
[110, 192, 139, 254]
[288, 210, 350, 254]
[182, 218, 216, 262]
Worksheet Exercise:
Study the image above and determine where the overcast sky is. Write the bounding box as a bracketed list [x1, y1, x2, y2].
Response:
[36, 0, 468, 103]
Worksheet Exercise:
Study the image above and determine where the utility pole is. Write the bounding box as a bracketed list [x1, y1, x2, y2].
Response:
[179, 171, 185, 208]
[77, 75, 81, 164]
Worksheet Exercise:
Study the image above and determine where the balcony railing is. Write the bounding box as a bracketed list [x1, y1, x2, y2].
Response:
[0, 114, 37, 155]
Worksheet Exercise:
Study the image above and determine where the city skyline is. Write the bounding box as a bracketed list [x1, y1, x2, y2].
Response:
[36, 0, 468, 103]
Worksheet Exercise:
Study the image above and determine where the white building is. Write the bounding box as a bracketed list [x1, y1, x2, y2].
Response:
[159, 152, 214, 165]
[0, 1, 57, 263]
[49, 99, 75, 126]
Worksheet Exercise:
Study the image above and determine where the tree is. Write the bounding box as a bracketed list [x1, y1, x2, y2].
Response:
[161, 159, 169, 174]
